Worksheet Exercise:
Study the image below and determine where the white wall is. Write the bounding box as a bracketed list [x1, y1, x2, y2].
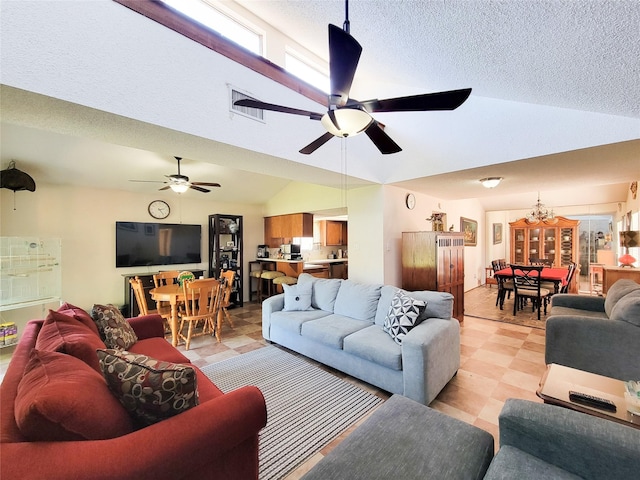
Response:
[0, 184, 264, 336]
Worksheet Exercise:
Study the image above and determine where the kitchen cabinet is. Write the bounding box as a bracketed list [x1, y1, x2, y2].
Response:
[509, 216, 579, 268]
[402, 232, 465, 323]
[264, 213, 313, 247]
[318, 220, 348, 246]
[208, 214, 243, 307]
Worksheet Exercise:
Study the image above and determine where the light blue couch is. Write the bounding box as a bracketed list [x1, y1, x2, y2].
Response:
[261, 273, 460, 405]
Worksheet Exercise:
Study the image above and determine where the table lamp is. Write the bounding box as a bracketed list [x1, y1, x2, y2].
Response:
[619, 230, 639, 267]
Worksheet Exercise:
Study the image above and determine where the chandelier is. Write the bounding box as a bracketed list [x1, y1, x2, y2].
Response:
[526, 192, 555, 223]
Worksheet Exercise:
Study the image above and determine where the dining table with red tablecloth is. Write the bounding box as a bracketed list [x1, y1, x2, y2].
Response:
[495, 266, 569, 294]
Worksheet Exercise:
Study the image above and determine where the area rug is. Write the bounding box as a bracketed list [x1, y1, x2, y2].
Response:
[464, 286, 548, 330]
[200, 345, 384, 480]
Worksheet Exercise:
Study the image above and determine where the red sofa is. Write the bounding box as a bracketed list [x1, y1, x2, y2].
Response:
[1, 307, 267, 480]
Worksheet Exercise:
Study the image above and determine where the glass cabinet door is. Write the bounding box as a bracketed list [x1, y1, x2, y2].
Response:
[528, 228, 541, 262]
[543, 228, 557, 265]
[513, 228, 526, 264]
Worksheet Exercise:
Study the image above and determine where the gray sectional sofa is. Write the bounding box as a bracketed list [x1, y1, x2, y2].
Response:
[261, 273, 460, 405]
[302, 394, 640, 480]
[546, 278, 640, 380]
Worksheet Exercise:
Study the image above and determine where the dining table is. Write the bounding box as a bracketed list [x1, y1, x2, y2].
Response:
[151, 282, 225, 346]
[495, 266, 569, 294]
[149, 284, 186, 346]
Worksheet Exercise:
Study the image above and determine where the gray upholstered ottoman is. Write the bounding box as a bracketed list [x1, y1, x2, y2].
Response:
[302, 394, 494, 480]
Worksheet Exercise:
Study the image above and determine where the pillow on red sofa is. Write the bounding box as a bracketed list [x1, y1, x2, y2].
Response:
[57, 301, 101, 336]
[91, 304, 138, 349]
[36, 310, 106, 372]
[15, 349, 134, 441]
[97, 349, 199, 427]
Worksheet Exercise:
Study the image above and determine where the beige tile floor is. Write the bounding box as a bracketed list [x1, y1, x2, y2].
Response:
[176, 290, 546, 479]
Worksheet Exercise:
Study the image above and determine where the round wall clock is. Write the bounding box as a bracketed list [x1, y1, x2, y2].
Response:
[405, 193, 416, 210]
[148, 200, 170, 219]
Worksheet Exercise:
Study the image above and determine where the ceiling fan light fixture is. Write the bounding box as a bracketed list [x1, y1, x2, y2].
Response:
[480, 177, 502, 189]
[169, 183, 189, 193]
[321, 108, 373, 138]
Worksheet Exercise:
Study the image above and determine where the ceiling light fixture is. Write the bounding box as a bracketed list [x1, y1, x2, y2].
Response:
[169, 183, 189, 193]
[320, 108, 373, 138]
[479, 177, 502, 189]
[526, 192, 555, 223]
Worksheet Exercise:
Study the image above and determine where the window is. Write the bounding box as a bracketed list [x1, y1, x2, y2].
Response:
[161, 0, 263, 55]
[285, 51, 329, 93]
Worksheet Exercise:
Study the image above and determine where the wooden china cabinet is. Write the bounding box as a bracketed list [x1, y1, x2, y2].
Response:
[401, 232, 465, 323]
[509, 216, 579, 268]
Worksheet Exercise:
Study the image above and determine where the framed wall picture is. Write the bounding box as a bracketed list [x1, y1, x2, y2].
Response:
[493, 223, 503, 245]
[460, 217, 478, 246]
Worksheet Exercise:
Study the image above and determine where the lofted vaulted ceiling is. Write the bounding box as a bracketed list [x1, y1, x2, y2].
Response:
[1, 0, 639, 210]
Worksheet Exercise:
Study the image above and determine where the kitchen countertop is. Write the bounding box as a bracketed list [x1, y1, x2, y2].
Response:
[256, 258, 347, 264]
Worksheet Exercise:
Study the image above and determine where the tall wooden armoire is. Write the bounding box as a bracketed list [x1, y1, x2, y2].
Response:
[402, 231, 465, 322]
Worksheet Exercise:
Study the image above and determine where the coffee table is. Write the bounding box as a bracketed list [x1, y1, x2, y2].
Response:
[537, 363, 640, 429]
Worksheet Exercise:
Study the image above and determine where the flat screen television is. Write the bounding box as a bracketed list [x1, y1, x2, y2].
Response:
[116, 222, 202, 268]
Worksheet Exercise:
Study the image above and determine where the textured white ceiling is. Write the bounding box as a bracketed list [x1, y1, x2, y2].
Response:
[1, 0, 639, 210]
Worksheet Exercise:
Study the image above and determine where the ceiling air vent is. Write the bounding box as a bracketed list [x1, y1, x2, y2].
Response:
[230, 88, 264, 122]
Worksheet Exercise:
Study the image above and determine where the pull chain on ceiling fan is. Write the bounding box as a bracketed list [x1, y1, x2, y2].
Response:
[130, 157, 221, 193]
[235, 0, 471, 154]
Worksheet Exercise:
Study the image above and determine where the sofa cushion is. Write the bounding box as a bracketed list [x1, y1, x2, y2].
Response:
[604, 279, 640, 318]
[97, 349, 199, 427]
[15, 349, 134, 441]
[343, 325, 402, 371]
[270, 309, 332, 335]
[547, 305, 609, 319]
[36, 310, 106, 372]
[127, 337, 192, 364]
[610, 289, 640, 326]
[283, 282, 312, 311]
[298, 273, 342, 312]
[484, 446, 582, 480]
[375, 287, 454, 326]
[301, 314, 371, 349]
[383, 291, 427, 345]
[334, 280, 382, 321]
[91, 304, 138, 349]
[57, 301, 101, 336]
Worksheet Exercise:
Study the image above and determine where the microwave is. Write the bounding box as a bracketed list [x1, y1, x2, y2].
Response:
[281, 244, 300, 255]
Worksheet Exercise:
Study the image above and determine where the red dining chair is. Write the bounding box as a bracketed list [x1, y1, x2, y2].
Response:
[510, 264, 551, 320]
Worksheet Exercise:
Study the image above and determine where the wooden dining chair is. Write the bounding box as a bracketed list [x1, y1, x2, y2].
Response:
[492, 259, 513, 310]
[216, 270, 236, 342]
[152, 270, 180, 311]
[179, 278, 222, 350]
[561, 262, 578, 293]
[129, 276, 172, 330]
[510, 265, 551, 320]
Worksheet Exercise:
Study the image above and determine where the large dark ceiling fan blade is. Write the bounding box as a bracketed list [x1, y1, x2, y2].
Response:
[357, 88, 472, 113]
[189, 185, 211, 193]
[364, 121, 402, 154]
[234, 99, 323, 120]
[192, 182, 221, 187]
[129, 180, 166, 184]
[299, 132, 335, 155]
[328, 24, 362, 107]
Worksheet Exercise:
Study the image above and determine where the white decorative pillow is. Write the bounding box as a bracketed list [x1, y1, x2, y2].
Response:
[283, 282, 312, 311]
[383, 291, 427, 345]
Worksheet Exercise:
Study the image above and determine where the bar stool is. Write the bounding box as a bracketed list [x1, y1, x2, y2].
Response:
[259, 271, 285, 300]
[272, 275, 297, 294]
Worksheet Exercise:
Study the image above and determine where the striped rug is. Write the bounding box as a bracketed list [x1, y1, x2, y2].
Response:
[201, 345, 384, 480]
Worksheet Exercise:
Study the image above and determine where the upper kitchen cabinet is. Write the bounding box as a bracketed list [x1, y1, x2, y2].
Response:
[264, 213, 313, 247]
[318, 220, 348, 246]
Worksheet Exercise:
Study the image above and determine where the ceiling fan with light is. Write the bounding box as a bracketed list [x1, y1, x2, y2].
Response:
[234, 0, 471, 155]
[130, 157, 221, 193]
